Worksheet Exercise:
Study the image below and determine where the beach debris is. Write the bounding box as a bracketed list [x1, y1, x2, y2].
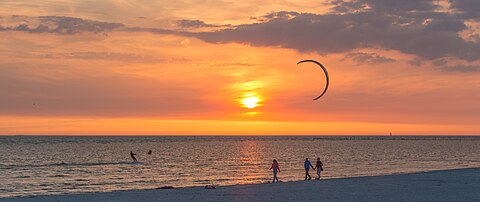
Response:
[156, 186, 174, 190]
[204, 185, 216, 189]
[148, 150, 152, 155]
[296, 60, 330, 100]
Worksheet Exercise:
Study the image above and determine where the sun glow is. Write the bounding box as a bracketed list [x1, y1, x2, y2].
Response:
[242, 97, 260, 109]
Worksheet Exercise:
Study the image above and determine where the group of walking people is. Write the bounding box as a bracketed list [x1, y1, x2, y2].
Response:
[131, 150, 323, 183]
[269, 157, 323, 183]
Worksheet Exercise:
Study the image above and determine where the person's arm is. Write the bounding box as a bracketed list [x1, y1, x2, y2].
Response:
[278, 165, 281, 172]
[310, 162, 315, 169]
[270, 164, 273, 170]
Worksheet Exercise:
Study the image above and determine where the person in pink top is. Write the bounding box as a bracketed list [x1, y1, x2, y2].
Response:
[269, 159, 281, 183]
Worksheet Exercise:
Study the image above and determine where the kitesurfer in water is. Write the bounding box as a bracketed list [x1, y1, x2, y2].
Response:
[130, 151, 137, 162]
[269, 159, 281, 183]
[304, 158, 314, 180]
[315, 157, 324, 180]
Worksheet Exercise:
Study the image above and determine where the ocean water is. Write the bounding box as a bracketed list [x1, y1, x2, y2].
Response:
[1, 136, 479, 198]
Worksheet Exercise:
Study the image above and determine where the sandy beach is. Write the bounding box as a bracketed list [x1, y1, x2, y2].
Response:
[3, 168, 479, 202]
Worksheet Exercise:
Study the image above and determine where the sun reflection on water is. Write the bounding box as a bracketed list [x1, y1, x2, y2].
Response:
[236, 141, 266, 183]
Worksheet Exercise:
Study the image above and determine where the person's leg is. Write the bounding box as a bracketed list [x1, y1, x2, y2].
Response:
[273, 171, 277, 183]
[305, 169, 311, 180]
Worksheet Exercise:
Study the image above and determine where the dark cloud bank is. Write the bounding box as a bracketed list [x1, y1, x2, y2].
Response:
[193, 0, 480, 63]
[1, 0, 480, 68]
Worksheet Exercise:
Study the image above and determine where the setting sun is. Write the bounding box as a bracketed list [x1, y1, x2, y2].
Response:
[242, 97, 260, 109]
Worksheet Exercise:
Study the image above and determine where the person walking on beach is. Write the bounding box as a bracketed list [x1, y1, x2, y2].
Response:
[314, 157, 324, 180]
[130, 151, 137, 162]
[269, 159, 281, 183]
[304, 158, 314, 180]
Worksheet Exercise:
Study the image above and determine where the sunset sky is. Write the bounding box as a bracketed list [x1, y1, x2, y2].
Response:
[1, 0, 479, 135]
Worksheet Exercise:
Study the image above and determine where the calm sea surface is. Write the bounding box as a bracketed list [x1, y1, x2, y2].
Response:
[1, 136, 479, 198]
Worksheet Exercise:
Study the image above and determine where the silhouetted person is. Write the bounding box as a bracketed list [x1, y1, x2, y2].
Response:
[147, 150, 152, 155]
[130, 151, 137, 162]
[269, 159, 281, 183]
[315, 157, 324, 180]
[304, 158, 314, 180]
